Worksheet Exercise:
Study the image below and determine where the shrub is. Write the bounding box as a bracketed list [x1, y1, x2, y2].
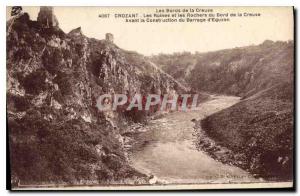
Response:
[21, 69, 47, 95]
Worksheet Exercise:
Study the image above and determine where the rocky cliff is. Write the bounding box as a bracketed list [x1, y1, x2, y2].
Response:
[7, 9, 184, 187]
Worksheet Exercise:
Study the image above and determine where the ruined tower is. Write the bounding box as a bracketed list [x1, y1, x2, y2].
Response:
[105, 33, 114, 43]
[11, 6, 23, 16]
[37, 6, 59, 28]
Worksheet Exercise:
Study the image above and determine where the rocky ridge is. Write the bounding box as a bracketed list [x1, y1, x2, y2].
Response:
[7, 8, 185, 187]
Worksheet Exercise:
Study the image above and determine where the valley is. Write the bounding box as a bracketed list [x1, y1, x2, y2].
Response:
[7, 6, 294, 188]
[129, 95, 260, 184]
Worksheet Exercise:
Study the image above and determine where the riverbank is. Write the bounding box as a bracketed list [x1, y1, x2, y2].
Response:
[195, 86, 293, 181]
[127, 95, 256, 184]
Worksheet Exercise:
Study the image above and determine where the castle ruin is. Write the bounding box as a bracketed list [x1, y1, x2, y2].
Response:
[37, 6, 59, 28]
[105, 33, 114, 43]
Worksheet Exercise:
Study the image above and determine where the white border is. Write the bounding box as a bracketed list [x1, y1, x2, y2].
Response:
[13, 182, 293, 190]
[1, 0, 298, 195]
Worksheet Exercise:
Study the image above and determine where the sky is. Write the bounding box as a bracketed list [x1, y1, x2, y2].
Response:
[7, 6, 294, 55]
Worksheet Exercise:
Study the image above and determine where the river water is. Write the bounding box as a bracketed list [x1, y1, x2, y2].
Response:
[129, 95, 258, 184]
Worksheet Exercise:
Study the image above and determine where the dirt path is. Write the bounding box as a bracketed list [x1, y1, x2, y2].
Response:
[129, 95, 260, 184]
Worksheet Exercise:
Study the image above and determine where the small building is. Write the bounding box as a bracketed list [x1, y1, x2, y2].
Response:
[105, 33, 114, 43]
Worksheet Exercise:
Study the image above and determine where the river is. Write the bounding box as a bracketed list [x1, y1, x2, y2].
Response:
[129, 95, 259, 184]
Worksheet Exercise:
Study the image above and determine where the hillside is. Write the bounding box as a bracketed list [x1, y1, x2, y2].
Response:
[197, 81, 293, 181]
[192, 42, 295, 181]
[7, 9, 184, 187]
[150, 40, 294, 98]
[149, 52, 197, 87]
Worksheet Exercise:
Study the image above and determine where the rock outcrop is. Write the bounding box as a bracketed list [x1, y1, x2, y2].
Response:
[10, 6, 23, 16]
[7, 7, 184, 187]
[37, 6, 59, 28]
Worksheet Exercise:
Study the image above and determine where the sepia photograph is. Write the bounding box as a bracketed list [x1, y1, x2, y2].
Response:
[6, 6, 294, 190]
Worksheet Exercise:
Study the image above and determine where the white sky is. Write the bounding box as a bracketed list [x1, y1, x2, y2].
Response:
[7, 6, 294, 55]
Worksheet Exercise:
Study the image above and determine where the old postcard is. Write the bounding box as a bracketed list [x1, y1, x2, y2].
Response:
[6, 6, 294, 190]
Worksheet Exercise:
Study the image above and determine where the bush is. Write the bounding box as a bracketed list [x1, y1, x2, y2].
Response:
[54, 72, 73, 95]
[42, 48, 63, 74]
[21, 69, 47, 95]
